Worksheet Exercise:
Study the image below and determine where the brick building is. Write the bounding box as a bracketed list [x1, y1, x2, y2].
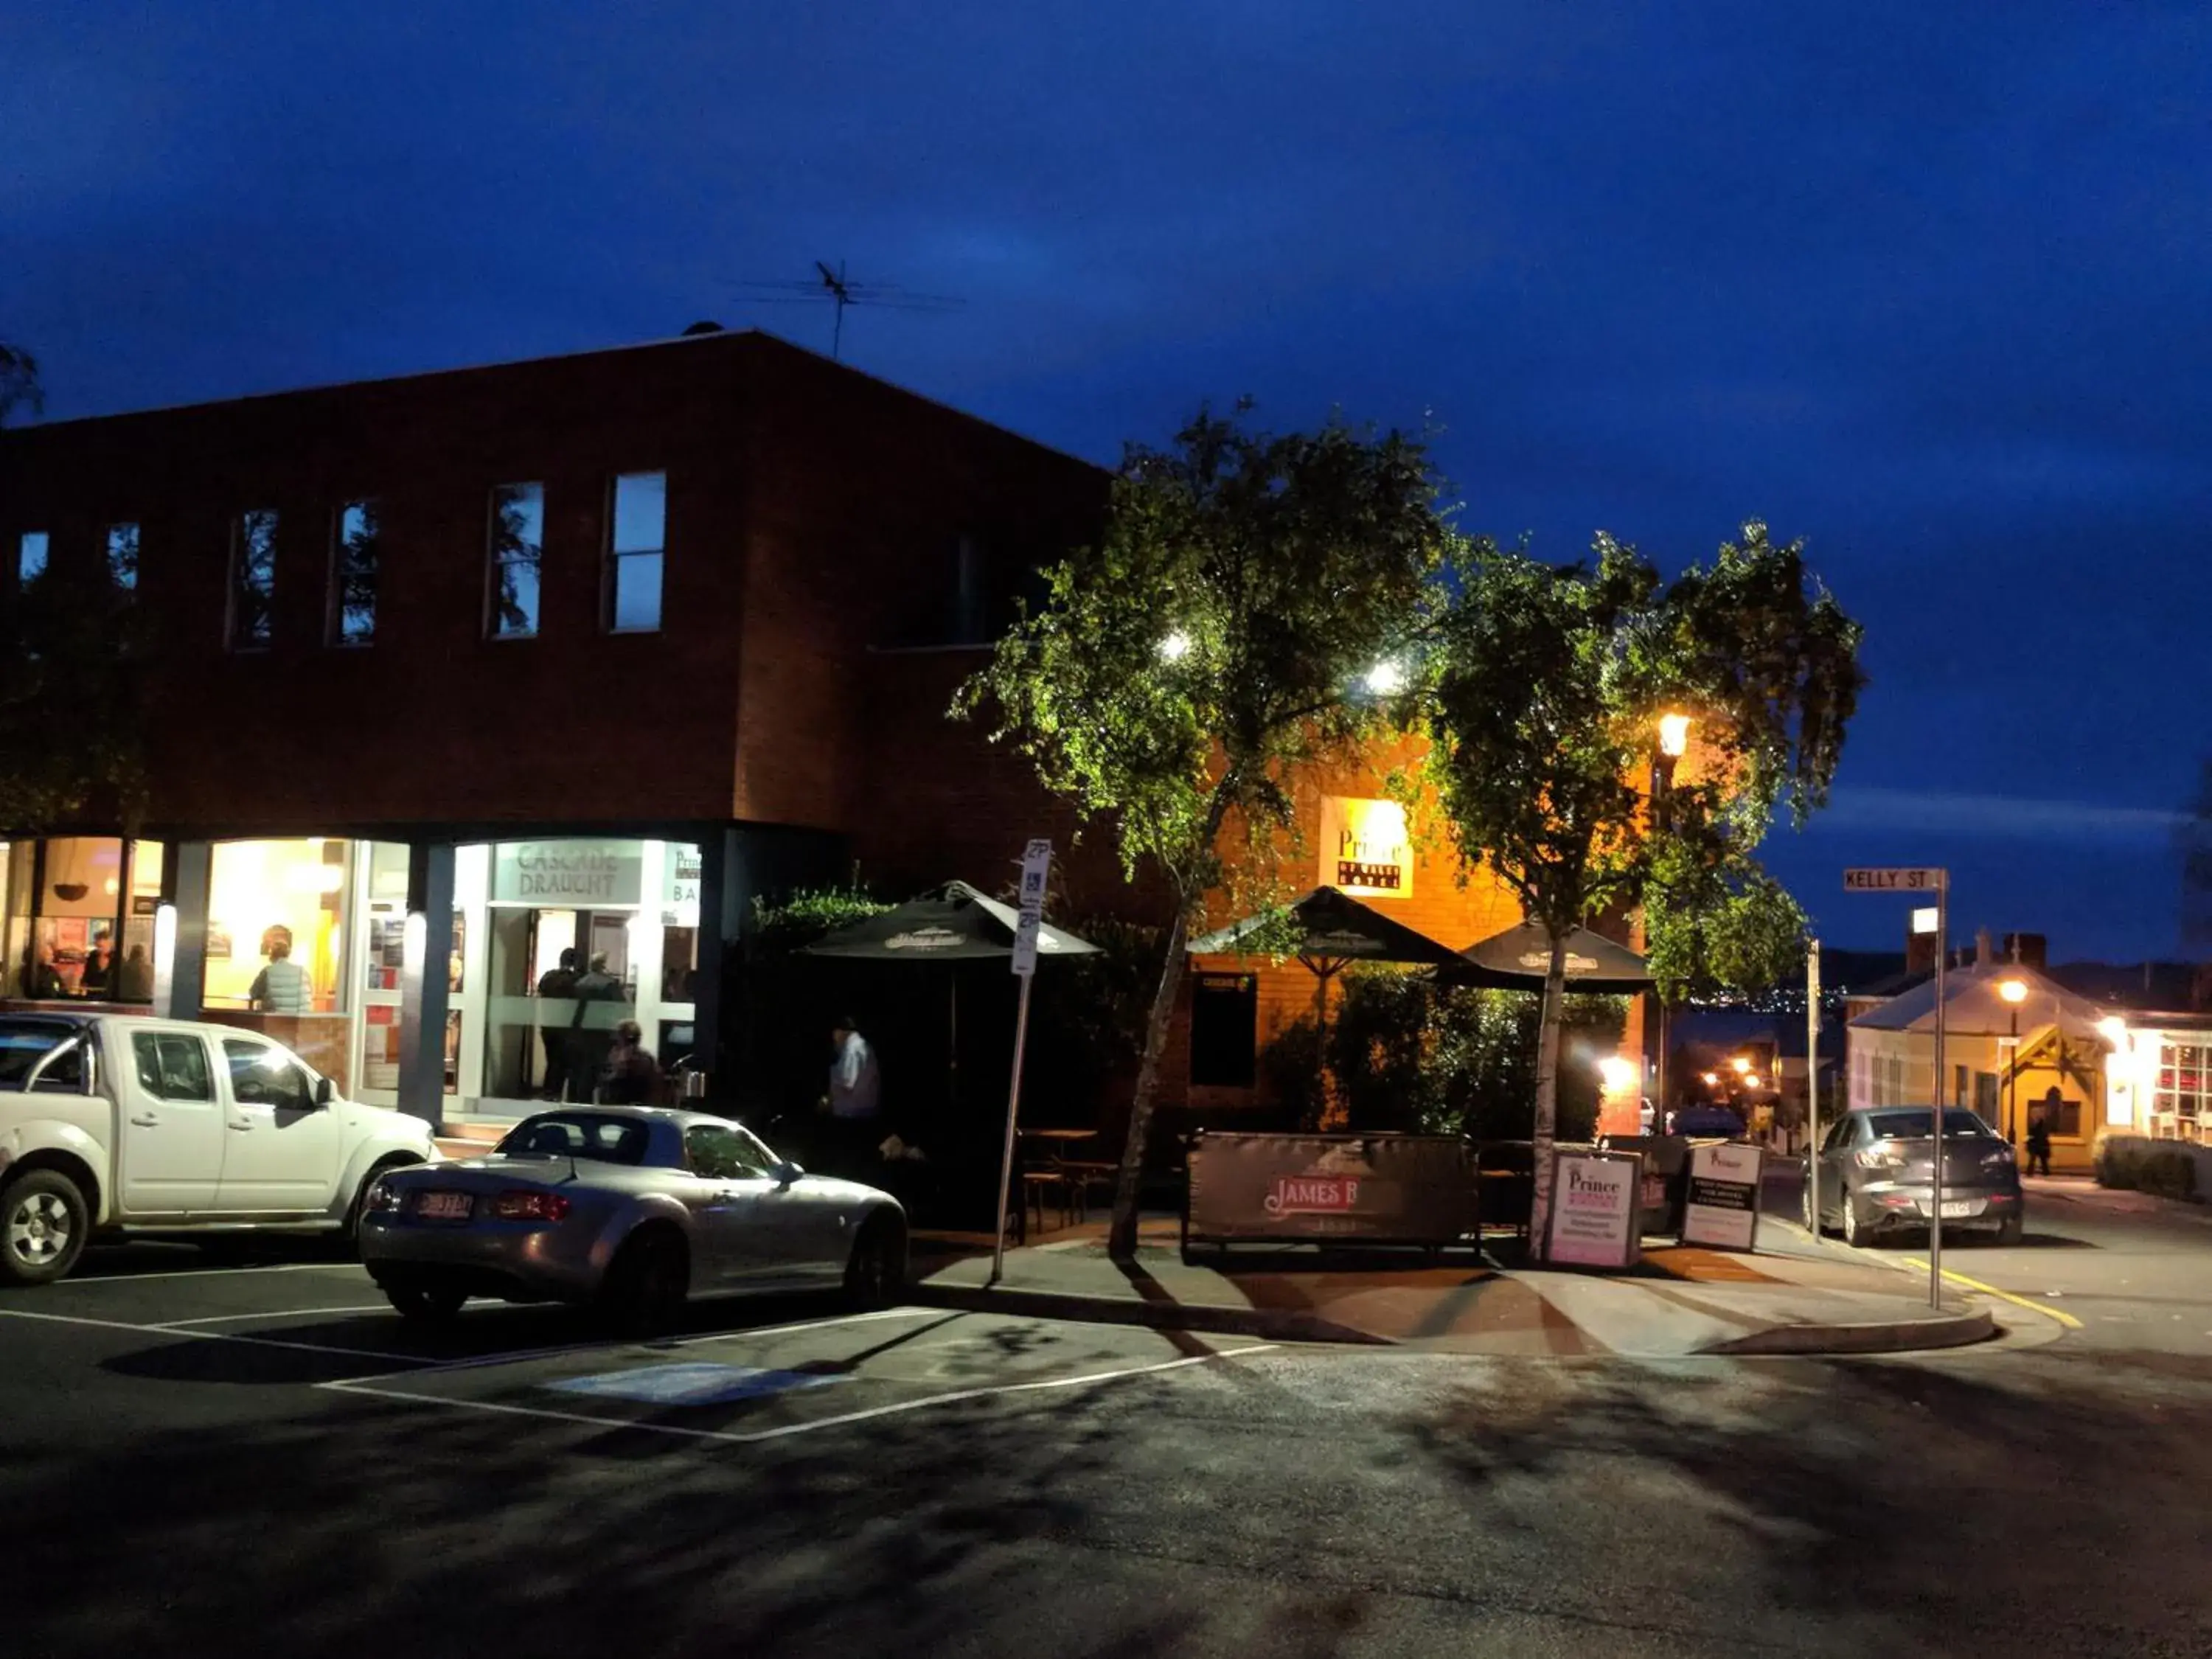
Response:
[1, 329, 1634, 1140]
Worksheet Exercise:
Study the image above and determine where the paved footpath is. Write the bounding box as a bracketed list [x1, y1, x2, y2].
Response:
[917, 1214, 1998, 1357]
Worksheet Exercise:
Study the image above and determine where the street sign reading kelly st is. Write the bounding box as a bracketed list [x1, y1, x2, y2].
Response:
[1843, 867, 1948, 893]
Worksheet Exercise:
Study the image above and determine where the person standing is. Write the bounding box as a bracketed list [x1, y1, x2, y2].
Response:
[115, 944, 155, 1003]
[816, 1015, 882, 1169]
[535, 947, 580, 1100]
[248, 937, 313, 1013]
[78, 936, 114, 998]
[568, 951, 625, 1102]
[2026, 1088, 2059, 1177]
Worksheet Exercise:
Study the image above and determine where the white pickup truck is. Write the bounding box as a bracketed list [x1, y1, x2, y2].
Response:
[0, 1010, 439, 1285]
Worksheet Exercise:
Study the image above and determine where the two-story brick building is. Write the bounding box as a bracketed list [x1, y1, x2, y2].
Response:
[0, 329, 1591, 1140]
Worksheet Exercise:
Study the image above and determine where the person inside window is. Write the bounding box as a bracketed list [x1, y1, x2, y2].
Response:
[535, 946, 580, 1100]
[115, 944, 155, 1003]
[24, 942, 66, 1001]
[78, 935, 114, 998]
[599, 1019, 662, 1105]
[249, 936, 313, 1013]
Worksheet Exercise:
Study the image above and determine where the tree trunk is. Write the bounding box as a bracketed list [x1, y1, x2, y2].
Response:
[1105, 901, 1192, 1259]
[1527, 927, 1569, 1260]
[1107, 777, 1239, 1261]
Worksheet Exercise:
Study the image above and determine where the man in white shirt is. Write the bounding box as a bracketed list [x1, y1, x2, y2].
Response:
[248, 937, 313, 1014]
[825, 1016, 880, 1121]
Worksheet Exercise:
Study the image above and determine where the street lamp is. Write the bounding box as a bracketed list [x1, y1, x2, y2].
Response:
[1999, 976, 2028, 1144]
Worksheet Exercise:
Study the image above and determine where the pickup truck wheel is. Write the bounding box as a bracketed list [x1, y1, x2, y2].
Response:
[341, 1157, 420, 1255]
[385, 1285, 467, 1324]
[1, 1170, 91, 1287]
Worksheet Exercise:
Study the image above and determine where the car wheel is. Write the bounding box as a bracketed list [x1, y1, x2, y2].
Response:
[1800, 1180, 1818, 1235]
[341, 1157, 420, 1256]
[0, 1170, 90, 1287]
[1996, 1212, 2024, 1247]
[384, 1284, 467, 1324]
[602, 1229, 689, 1335]
[843, 1214, 905, 1310]
[1840, 1191, 1864, 1248]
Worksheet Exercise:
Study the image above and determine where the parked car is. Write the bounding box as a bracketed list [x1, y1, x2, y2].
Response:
[0, 1010, 438, 1286]
[1805, 1105, 2023, 1247]
[358, 1105, 907, 1329]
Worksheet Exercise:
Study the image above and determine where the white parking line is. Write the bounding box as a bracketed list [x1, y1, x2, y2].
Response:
[49, 1262, 365, 1285]
[318, 1343, 1278, 1445]
[0, 1306, 425, 1364]
[160, 1305, 396, 1326]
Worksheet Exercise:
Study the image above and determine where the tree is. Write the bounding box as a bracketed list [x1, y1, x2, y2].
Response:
[1423, 522, 1863, 1254]
[956, 404, 1452, 1257]
[0, 341, 41, 428]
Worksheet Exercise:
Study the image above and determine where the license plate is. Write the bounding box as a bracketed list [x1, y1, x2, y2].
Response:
[416, 1191, 473, 1221]
[1935, 1199, 1979, 1218]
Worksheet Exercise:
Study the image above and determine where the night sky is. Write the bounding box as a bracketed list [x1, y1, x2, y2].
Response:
[6, 4, 2206, 962]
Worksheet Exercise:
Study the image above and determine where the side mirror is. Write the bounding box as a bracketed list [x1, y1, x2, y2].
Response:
[773, 1161, 803, 1187]
[313, 1077, 335, 1107]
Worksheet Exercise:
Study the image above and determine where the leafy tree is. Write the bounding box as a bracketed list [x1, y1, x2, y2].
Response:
[1423, 522, 1862, 1255]
[0, 341, 39, 428]
[956, 404, 1452, 1257]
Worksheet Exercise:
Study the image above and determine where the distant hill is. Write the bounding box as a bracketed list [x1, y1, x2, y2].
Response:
[2047, 960, 2202, 1012]
[1815, 947, 1905, 995]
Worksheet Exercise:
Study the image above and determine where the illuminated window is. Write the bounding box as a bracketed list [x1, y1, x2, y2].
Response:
[229, 510, 277, 650]
[106, 523, 138, 590]
[204, 839, 353, 1013]
[18, 530, 48, 587]
[330, 501, 379, 646]
[606, 471, 664, 633]
[488, 482, 544, 639]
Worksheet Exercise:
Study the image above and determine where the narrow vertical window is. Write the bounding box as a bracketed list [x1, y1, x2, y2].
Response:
[488, 482, 544, 639]
[330, 501, 379, 645]
[607, 471, 664, 632]
[18, 531, 49, 587]
[106, 523, 139, 591]
[229, 510, 277, 650]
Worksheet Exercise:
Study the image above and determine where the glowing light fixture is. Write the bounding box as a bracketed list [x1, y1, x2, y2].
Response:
[1596, 1055, 1637, 1092]
[1998, 978, 2028, 1006]
[1158, 630, 1192, 662]
[1701, 1071, 1719, 1086]
[1657, 712, 1691, 758]
[1730, 1055, 1752, 1074]
[2096, 1015, 2129, 1048]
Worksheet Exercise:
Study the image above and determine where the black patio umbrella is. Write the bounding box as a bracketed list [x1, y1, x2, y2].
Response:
[1189, 887, 1462, 1105]
[801, 880, 1100, 1111]
[1436, 920, 1654, 994]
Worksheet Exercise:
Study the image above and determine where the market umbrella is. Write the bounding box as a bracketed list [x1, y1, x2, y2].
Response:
[1189, 886, 1462, 1110]
[1435, 920, 1653, 993]
[800, 880, 1099, 1116]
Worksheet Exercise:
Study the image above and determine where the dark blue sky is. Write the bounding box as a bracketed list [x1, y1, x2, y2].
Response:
[6, 3, 2207, 960]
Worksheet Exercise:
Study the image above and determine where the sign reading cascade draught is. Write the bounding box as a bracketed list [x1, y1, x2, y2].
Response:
[1680, 1141, 1764, 1251]
[1544, 1150, 1643, 1269]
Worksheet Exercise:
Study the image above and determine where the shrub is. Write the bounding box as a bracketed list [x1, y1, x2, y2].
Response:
[2096, 1141, 2199, 1201]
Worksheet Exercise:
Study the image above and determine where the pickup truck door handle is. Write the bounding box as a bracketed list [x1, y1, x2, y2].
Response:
[228, 1120, 254, 1132]
[129, 1114, 159, 1127]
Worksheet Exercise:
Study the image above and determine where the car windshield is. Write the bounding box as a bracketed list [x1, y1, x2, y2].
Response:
[496, 1112, 652, 1166]
[0, 1018, 78, 1088]
[1866, 1108, 1992, 1140]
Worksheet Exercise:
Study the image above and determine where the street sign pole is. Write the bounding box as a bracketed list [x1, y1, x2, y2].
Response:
[1841, 867, 1949, 1309]
[1806, 938, 1820, 1239]
[990, 838, 1053, 1287]
[1929, 877, 1947, 1307]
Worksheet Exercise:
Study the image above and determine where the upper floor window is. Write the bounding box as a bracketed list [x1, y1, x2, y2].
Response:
[17, 531, 48, 588]
[106, 523, 139, 591]
[229, 509, 277, 650]
[488, 482, 543, 639]
[330, 500, 379, 646]
[607, 471, 664, 633]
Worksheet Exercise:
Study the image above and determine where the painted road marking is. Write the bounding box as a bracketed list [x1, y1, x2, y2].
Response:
[0, 1305, 426, 1363]
[47, 1262, 364, 1285]
[320, 1344, 1278, 1446]
[549, 1363, 848, 1406]
[162, 1305, 394, 1326]
[1896, 1259, 2084, 1330]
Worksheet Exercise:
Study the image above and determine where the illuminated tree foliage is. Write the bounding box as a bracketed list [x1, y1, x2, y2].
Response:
[956, 404, 1452, 1256]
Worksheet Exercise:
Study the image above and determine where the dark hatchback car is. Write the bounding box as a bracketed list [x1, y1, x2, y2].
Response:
[1806, 1106, 2025, 1247]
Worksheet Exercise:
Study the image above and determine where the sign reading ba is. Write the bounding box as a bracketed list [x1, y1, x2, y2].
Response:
[1843, 867, 1947, 894]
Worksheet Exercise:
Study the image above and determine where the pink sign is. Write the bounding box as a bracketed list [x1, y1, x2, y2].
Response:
[1547, 1152, 1641, 1268]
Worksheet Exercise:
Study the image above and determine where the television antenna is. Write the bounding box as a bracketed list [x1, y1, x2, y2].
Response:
[731, 260, 963, 360]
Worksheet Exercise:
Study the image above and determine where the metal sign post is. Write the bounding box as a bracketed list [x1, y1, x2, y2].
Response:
[989, 838, 1053, 1286]
[1806, 938, 1820, 1240]
[1843, 867, 1948, 1309]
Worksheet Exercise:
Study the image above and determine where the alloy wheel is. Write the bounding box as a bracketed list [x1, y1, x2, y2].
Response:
[7, 1190, 72, 1269]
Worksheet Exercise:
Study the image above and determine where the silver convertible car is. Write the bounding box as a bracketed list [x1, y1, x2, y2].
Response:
[359, 1107, 906, 1329]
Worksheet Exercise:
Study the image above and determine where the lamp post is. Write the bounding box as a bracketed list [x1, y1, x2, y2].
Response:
[1999, 975, 2028, 1146]
[1650, 713, 1691, 1127]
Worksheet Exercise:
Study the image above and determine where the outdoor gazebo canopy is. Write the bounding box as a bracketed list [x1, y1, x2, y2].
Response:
[1436, 920, 1655, 995]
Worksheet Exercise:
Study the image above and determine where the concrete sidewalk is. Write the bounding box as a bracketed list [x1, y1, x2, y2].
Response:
[914, 1217, 1993, 1357]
